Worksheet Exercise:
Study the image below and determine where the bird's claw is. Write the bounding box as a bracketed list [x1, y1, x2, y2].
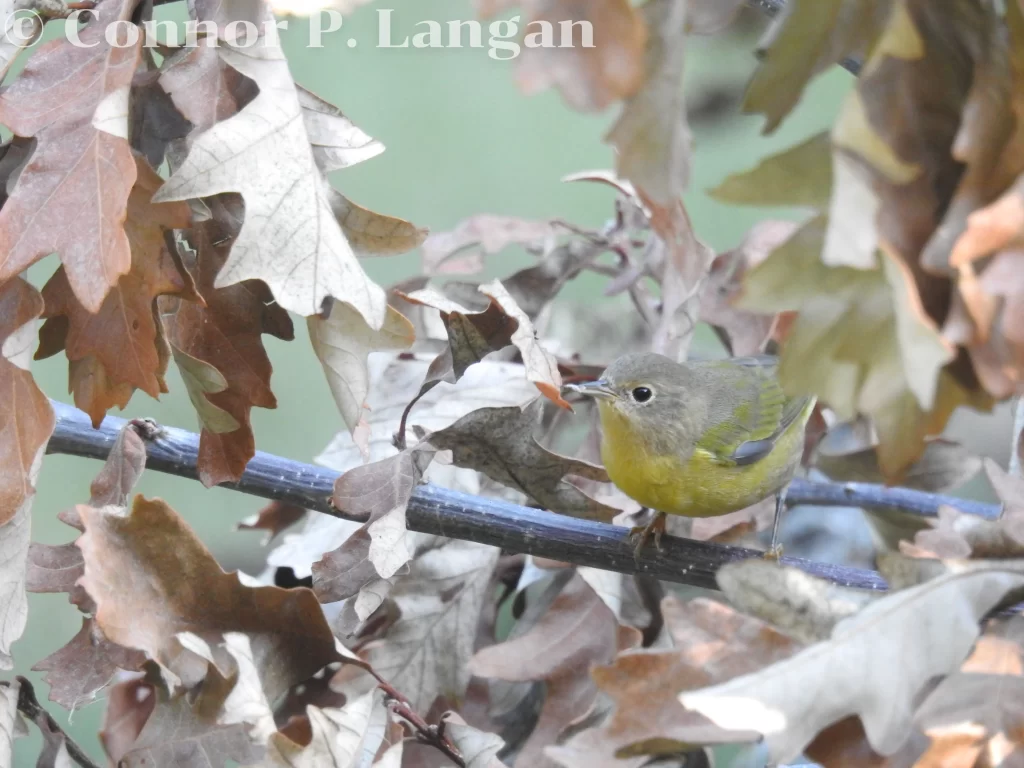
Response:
[628, 511, 667, 559]
[763, 543, 784, 561]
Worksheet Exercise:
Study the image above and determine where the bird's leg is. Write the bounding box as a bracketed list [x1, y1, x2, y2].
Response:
[628, 509, 668, 559]
[765, 488, 788, 561]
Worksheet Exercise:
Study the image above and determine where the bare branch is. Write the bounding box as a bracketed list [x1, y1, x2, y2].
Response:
[46, 401, 999, 594]
[14, 676, 102, 768]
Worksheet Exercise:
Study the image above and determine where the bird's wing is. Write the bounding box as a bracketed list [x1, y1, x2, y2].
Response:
[693, 357, 814, 467]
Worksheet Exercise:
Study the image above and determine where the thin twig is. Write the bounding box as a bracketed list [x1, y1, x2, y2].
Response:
[370, 673, 465, 767]
[46, 401, 1000, 594]
[14, 677, 102, 768]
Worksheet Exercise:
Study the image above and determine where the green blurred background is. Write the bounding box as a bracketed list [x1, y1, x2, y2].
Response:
[12, 2, 1013, 762]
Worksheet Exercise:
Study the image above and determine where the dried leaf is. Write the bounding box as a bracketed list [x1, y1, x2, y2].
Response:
[443, 712, 507, 768]
[367, 538, 499, 713]
[76, 496, 339, 698]
[709, 131, 833, 208]
[36, 155, 195, 425]
[309, 300, 415, 437]
[0, 679, 23, 766]
[0, 277, 53, 526]
[717, 559, 880, 644]
[471, 574, 640, 767]
[645, 197, 716, 361]
[330, 188, 427, 258]
[0, 278, 49, 668]
[549, 597, 800, 765]
[816, 437, 982, 493]
[678, 560, 1024, 764]
[425, 398, 619, 521]
[742, 0, 890, 133]
[909, 617, 1024, 767]
[0, 0, 142, 311]
[153, 7, 391, 321]
[99, 678, 156, 766]
[165, 218, 293, 487]
[739, 215, 962, 479]
[31, 619, 144, 710]
[404, 280, 568, 408]
[313, 445, 436, 619]
[238, 502, 306, 545]
[699, 220, 799, 356]
[490, 0, 647, 113]
[904, 504, 1024, 561]
[605, 0, 689, 206]
[422, 215, 557, 276]
[120, 690, 264, 768]
[264, 689, 386, 767]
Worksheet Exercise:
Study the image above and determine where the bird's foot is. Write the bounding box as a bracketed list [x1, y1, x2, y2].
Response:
[628, 511, 667, 559]
[763, 543, 784, 561]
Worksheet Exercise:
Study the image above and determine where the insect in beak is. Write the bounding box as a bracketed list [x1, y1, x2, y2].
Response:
[564, 379, 617, 400]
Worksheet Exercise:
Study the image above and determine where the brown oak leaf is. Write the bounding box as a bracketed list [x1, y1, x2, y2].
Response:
[36, 154, 197, 426]
[0, 0, 142, 311]
[76, 495, 339, 700]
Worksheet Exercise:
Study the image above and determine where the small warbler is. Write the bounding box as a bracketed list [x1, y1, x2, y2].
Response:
[566, 352, 815, 558]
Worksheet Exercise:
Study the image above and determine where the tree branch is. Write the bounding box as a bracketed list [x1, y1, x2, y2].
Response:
[15, 676, 102, 768]
[46, 401, 999, 594]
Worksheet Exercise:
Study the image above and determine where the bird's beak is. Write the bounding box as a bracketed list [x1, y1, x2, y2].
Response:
[564, 379, 617, 400]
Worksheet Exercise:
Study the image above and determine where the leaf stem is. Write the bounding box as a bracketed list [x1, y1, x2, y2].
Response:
[370, 672, 465, 767]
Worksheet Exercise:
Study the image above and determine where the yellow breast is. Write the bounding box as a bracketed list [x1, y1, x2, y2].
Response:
[596, 401, 804, 518]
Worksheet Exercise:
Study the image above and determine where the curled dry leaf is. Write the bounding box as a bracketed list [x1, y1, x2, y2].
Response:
[153, 4, 390, 321]
[329, 187, 427, 259]
[471, 573, 640, 767]
[425, 398, 619, 522]
[421, 214, 558, 276]
[309, 299, 415, 439]
[35, 155, 197, 426]
[548, 597, 800, 765]
[165, 215, 294, 487]
[76, 496, 340, 699]
[403, 279, 568, 409]
[0, 0, 141, 312]
[678, 559, 1024, 764]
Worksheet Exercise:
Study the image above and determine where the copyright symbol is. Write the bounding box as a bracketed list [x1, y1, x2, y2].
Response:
[5, 8, 43, 47]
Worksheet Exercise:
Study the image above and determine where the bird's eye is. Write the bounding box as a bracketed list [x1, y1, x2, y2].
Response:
[631, 386, 653, 403]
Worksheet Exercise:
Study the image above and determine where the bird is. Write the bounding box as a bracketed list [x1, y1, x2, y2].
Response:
[565, 352, 815, 559]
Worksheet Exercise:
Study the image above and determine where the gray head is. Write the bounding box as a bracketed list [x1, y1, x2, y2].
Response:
[565, 352, 690, 414]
